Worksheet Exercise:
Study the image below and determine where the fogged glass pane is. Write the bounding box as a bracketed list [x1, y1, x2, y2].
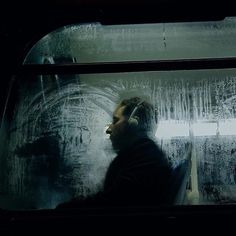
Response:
[24, 17, 236, 64]
[1, 70, 236, 209]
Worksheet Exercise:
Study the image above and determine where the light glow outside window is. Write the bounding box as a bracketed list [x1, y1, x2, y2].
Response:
[192, 121, 217, 137]
[156, 121, 189, 138]
[219, 119, 236, 135]
[156, 119, 236, 139]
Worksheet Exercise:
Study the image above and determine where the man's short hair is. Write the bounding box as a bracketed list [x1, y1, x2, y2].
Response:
[120, 97, 158, 133]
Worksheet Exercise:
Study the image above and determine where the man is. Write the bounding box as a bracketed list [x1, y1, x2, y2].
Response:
[57, 97, 172, 208]
[102, 97, 172, 205]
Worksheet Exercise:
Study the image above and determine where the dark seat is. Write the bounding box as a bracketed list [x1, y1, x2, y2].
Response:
[166, 148, 192, 205]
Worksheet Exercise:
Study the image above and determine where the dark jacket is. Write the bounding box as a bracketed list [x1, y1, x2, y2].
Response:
[101, 137, 172, 206]
[57, 138, 172, 208]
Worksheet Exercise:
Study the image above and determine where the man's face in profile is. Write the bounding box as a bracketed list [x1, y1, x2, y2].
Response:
[106, 105, 130, 152]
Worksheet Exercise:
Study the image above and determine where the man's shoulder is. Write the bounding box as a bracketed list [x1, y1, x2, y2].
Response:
[128, 138, 169, 165]
[134, 138, 164, 155]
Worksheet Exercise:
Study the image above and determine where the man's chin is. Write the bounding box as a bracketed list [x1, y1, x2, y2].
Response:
[112, 146, 120, 153]
[111, 142, 120, 153]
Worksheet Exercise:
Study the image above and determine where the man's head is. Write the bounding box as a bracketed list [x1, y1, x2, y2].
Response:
[106, 97, 158, 152]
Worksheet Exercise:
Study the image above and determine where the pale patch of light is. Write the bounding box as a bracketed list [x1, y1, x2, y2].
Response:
[219, 119, 236, 135]
[156, 120, 189, 139]
[192, 121, 217, 136]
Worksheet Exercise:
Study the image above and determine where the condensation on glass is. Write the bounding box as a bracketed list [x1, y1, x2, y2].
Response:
[25, 17, 236, 63]
[0, 18, 236, 210]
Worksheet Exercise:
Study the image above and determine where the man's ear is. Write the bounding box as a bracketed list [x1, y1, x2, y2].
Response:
[128, 115, 139, 126]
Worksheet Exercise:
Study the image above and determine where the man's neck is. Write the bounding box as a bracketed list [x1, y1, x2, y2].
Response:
[118, 132, 155, 154]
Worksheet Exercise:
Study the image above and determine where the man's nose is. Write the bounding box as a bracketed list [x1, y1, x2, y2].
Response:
[106, 124, 112, 134]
